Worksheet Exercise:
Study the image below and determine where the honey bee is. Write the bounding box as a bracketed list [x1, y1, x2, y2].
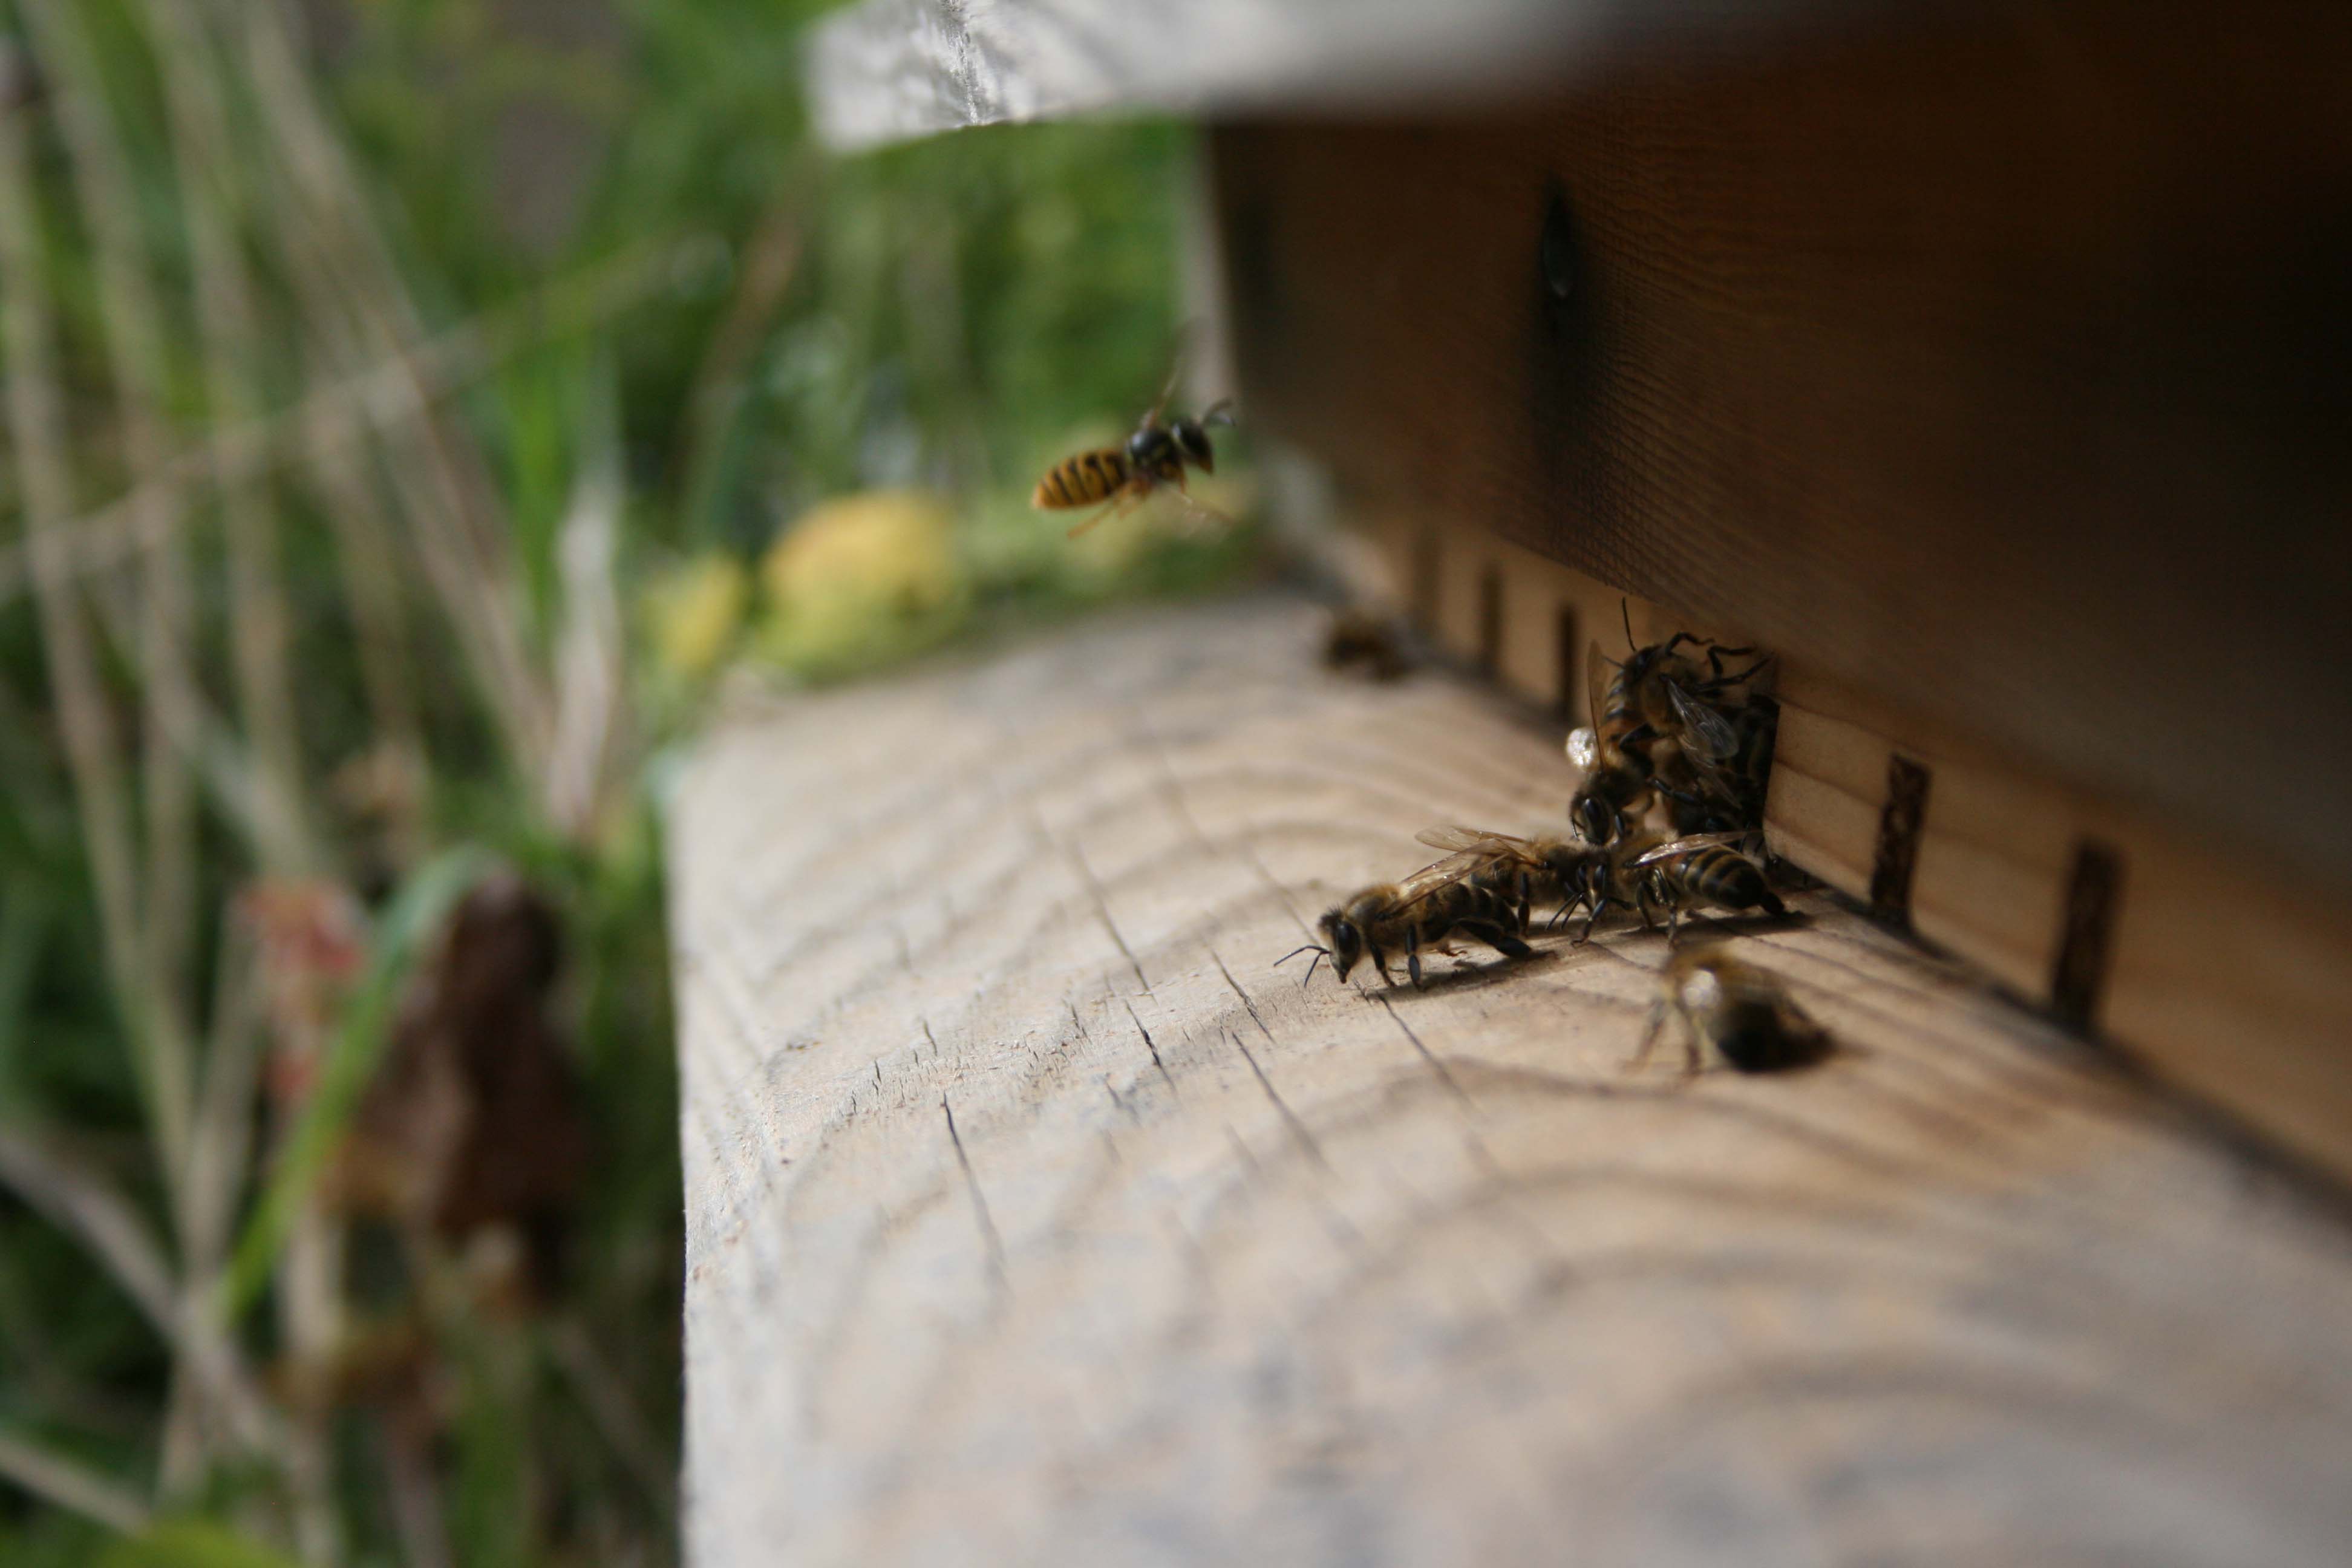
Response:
[1571, 606, 1768, 844]
[1657, 693, 1779, 836]
[1411, 825, 1676, 945]
[1322, 608, 1410, 682]
[1411, 825, 1604, 933]
[1628, 834, 1788, 941]
[1278, 855, 1535, 990]
[1033, 356, 1234, 535]
[1634, 945, 1830, 1073]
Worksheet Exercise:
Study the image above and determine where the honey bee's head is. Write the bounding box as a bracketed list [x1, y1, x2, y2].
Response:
[1570, 787, 1621, 846]
[1317, 907, 1365, 981]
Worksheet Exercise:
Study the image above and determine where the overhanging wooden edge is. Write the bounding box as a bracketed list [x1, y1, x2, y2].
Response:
[806, 0, 1880, 150]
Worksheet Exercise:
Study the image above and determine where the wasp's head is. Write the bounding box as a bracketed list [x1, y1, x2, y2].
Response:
[1317, 907, 1364, 981]
[1168, 417, 1216, 474]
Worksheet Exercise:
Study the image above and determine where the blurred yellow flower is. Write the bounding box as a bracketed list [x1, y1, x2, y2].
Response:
[759, 490, 965, 672]
[644, 554, 750, 678]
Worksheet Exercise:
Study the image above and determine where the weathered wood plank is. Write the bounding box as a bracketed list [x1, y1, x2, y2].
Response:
[671, 592, 2352, 1566]
[805, 0, 1846, 150]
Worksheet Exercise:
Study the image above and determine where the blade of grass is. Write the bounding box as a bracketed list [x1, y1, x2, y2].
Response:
[0, 46, 168, 1174]
[14, 0, 206, 1105]
[218, 845, 492, 1319]
[0, 1427, 151, 1535]
[227, 0, 555, 783]
[129, 0, 316, 875]
[0, 241, 692, 604]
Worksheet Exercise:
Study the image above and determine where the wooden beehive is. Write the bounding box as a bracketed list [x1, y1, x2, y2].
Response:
[668, 3, 2352, 1562]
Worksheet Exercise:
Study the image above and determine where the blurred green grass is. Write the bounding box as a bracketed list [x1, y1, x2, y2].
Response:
[0, 0, 1233, 1561]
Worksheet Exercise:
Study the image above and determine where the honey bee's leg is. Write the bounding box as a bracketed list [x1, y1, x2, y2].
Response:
[1629, 998, 1668, 1068]
[1575, 893, 1609, 945]
[1679, 1009, 1705, 1076]
[1465, 921, 1534, 962]
[1406, 927, 1425, 990]
[1514, 869, 1532, 935]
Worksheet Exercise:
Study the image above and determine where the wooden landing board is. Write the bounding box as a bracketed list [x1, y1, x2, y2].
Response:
[668, 592, 2352, 1566]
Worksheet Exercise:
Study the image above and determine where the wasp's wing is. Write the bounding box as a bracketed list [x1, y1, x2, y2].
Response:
[1631, 832, 1753, 867]
[1415, 825, 1534, 857]
[1667, 682, 1740, 760]
[1145, 325, 1197, 425]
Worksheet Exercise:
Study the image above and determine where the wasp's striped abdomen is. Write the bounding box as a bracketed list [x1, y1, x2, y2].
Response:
[1033, 447, 1132, 509]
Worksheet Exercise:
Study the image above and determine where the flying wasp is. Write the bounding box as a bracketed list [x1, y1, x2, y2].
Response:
[1278, 855, 1534, 991]
[1033, 354, 1235, 535]
[1634, 945, 1830, 1074]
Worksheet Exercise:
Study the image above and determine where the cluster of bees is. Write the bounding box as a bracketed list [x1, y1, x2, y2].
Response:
[1030, 365, 1826, 1073]
[1287, 609, 1830, 1074]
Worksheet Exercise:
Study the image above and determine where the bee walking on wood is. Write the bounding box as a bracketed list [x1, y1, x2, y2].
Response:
[1033, 354, 1235, 535]
[1636, 946, 1830, 1073]
[1409, 825, 1615, 936]
[1322, 607, 1411, 682]
[1628, 834, 1788, 941]
[1278, 855, 1534, 991]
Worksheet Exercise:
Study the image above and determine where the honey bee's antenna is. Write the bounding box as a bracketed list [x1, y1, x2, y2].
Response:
[1621, 597, 1636, 653]
[1275, 943, 1330, 988]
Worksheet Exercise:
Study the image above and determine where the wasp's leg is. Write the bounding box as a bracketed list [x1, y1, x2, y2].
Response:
[1065, 483, 1150, 538]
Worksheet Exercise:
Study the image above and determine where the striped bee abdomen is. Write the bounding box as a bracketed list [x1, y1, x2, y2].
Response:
[1033, 447, 1132, 509]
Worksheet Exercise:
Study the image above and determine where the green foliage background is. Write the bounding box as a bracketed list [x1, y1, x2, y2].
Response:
[0, 0, 1219, 1561]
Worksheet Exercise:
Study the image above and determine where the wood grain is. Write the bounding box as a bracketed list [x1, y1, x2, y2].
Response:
[1210, 0, 2352, 892]
[671, 592, 2352, 1566]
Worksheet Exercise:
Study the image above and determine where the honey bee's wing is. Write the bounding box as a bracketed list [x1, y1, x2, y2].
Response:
[1631, 832, 1752, 867]
[1667, 681, 1740, 760]
[1393, 851, 1490, 910]
[1415, 825, 1535, 858]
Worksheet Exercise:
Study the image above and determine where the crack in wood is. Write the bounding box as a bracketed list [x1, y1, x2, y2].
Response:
[1377, 991, 1471, 1106]
[1210, 947, 1277, 1046]
[1123, 997, 1178, 1097]
[1228, 1028, 1328, 1171]
[940, 1093, 1007, 1290]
